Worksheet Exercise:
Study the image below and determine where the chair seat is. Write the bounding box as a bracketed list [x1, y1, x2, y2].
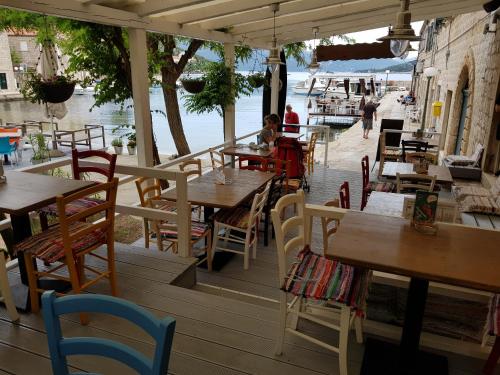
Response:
[214, 207, 251, 229]
[160, 221, 210, 240]
[287, 179, 302, 191]
[383, 149, 402, 158]
[40, 197, 104, 217]
[15, 222, 106, 264]
[282, 247, 370, 315]
[488, 294, 499, 336]
[366, 181, 395, 193]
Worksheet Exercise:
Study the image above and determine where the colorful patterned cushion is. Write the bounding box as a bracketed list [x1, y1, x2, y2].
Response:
[40, 197, 104, 217]
[459, 195, 500, 215]
[214, 207, 252, 229]
[487, 294, 499, 336]
[160, 221, 209, 240]
[452, 185, 490, 201]
[15, 222, 106, 264]
[283, 246, 371, 316]
[367, 181, 395, 193]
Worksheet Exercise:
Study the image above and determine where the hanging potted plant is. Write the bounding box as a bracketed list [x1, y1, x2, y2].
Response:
[180, 77, 206, 94]
[127, 134, 137, 155]
[111, 138, 123, 155]
[21, 73, 77, 104]
[247, 72, 266, 88]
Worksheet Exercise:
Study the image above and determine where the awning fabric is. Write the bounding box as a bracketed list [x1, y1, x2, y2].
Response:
[316, 40, 394, 62]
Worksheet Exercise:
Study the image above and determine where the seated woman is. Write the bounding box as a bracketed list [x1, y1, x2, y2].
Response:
[260, 113, 280, 145]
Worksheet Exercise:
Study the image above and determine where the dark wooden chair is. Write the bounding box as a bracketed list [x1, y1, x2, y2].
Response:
[361, 155, 394, 210]
[401, 140, 428, 162]
[40, 149, 117, 230]
[339, 181, 350, 209]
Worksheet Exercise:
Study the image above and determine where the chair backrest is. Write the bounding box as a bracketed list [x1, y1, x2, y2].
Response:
[248, 180, 272, 231]
[321, 198, 340, 256]
[42, 291, 176, 375]
[271, 190, 307, 282]
[470, 143, 484, 166]
[307, 132, 320, 153]
[275, 137, 305, 179]
[375, 120, 404, 161]
[179, 158, 202, 178]
[0, 137, 12, 152]
[209, 148, 224, 170]
[71, 148, 117, 182]
[361, 155, 369, 189]
[396, 173, 436, 193]
[57, 178, 119, 256]
[401, 140, 428, 162]
[238, 156, 268, 171]
[135, 177, 162, 208]
[339, 181, 350, 209]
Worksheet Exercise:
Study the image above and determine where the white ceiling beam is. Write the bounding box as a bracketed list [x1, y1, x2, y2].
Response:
[194, 0, 380, 30]
[159, 0, 293, 25]
[236, 0, 484, 39]
[0, 0, 240, 43]
[125, 0, 224, 18]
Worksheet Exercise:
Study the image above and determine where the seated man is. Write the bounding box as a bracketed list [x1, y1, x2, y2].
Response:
[284, 104, 300, 133]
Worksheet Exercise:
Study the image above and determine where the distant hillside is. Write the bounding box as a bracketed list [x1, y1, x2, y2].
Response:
[355, 59, 416, 73]
[192, 47, 416, 73]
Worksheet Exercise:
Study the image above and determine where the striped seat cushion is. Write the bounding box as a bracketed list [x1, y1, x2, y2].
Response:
[367, 181, 395, 193]
[283, 246, 370, 316]
[160, 221, 209, 240]
[487, 294, 499, 336]
[15, 222, 106, 264]
[214, 207, 252, 229]
[40, 197, 104, 217]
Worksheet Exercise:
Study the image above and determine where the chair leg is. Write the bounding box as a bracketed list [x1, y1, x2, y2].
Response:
[354, 315, 364, 344]
[290, 297, 302, 330]
[0, 255, 19, 321]
[107, 240, 118, 297]
[143, 219, 149, 249]
[23, 253, 40, 313]
[483, 336, 500, 375]
[243, 230, 251, 270]
[275, 291, 288, 356]
[210, 223, 219, 261]
[264, 212, 269, 247]
[156, 228, 164, 252]
[339, 305, 351, 375]
[206, 230, 213, 272]
[252, 230, 257, 260]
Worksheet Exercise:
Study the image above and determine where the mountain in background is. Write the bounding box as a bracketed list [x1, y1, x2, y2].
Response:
[193, 47, 416, 73]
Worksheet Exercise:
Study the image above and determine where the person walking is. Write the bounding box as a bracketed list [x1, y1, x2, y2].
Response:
[284, 104, 300, 133]
[361, 99, 377, 139]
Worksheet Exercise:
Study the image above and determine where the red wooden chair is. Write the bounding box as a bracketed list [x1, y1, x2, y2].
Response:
[484, 295, 500, 375]
[361, 155, 394, 211]
[40, 149, 117, 230]
[238, 156, 268, 171]
[339, 181, 350, 209]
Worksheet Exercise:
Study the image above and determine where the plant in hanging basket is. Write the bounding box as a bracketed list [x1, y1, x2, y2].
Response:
[21, 73, 77, 104]
[180, 78, 206, 94]
[247, 72, 266, 88]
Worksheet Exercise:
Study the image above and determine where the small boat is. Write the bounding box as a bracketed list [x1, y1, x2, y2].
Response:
[293, 79, 325, 96]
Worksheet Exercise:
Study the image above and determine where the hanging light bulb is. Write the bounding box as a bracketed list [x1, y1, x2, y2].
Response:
[308, 27, 320, 75]
[264, 3, 284, 73]
[377, 0, 421, 57]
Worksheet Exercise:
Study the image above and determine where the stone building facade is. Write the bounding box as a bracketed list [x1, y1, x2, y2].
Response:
[414, 10, 500, 174]
[0, 31, 16, 94]
[7, 30, 39, 70]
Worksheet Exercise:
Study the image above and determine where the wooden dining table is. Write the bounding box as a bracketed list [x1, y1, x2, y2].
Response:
[381, 161, 453, 187]
[220, 145, 274, 159]
[0, 171, 94, 311]
[325, 210, 500, 374]
[363, 191, 412, 217]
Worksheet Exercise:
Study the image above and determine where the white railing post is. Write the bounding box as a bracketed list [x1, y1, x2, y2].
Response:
[323, 125, 329, 167]
[175, 172, 191, 257]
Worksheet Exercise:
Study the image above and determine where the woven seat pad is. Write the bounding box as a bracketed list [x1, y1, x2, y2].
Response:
[214, 207, 252, 229]
[15, 222, 106, 264]
[160, 221, 209, 240]
[367, 181, 395, 193]
[282, 246, 370, 315]
[39, 197, 104, 217]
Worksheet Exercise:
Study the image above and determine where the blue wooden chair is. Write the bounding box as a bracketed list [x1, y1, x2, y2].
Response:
[0, 137, 17, 164]
[42, 291, 176, 375]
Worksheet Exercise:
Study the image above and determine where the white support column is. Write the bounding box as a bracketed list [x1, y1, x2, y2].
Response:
[128, 27, 154, 167]
[223, 42, 236, 146]
[270, 50, 280, 114]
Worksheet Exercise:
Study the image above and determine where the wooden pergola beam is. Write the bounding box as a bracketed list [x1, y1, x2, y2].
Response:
[125, 0, 227, 18]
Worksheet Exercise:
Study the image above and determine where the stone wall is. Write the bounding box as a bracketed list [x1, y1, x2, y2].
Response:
[415, 11, 500, 173]
[0, 32, 16, 92]
[8, 34, 39, 69]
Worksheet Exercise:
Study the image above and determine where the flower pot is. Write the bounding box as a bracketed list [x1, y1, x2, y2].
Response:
[248, 74, 266, 88]
[180, 79, 206, 94]
[113, 146, 123, 155]
[127, 146, 136, 155]
[40, 82, 76, 103]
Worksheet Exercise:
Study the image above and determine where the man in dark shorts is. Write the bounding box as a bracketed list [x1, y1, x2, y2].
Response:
[361, 99, 377, 139]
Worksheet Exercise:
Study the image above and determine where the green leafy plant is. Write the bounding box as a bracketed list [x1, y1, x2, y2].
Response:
[247, 72, 266, 88]
[111, 138, 123, 147]
[20, 73, 79, 104]
[29, 133, 49, 161]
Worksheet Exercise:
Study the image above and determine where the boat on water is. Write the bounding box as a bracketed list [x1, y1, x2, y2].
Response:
[293, 73, 380, 98]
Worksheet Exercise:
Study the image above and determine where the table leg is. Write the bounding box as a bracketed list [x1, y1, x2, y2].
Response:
[360, 277, 448, 375]
[3, 154, 11, 165]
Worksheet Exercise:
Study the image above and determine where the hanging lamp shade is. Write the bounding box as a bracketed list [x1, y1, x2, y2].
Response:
[264, 3, 284, 73]
[307, 49, 320, 75]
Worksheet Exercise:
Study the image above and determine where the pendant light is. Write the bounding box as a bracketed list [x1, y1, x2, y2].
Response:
[308, 27, 320, 75]
[377, 0, 421, 57]
[264, 3, 284, 73]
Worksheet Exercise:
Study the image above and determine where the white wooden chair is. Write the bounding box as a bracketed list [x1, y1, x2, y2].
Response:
[209, 148, 225, 170]
[396, 173, 436, 193]
[211, 181, 271, 270]
[0, 249, 19, 322]
[378, 132, 402, 177]
[271, 190, 369, 375]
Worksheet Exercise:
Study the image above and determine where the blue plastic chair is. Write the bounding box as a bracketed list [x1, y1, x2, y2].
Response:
[0, 137, 17, 163]
[42, 291, 176, 375]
